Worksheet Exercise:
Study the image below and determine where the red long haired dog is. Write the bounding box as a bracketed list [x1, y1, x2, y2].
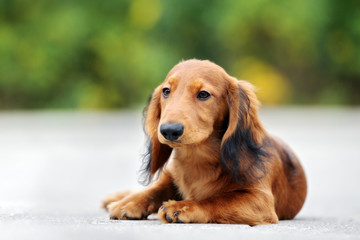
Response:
[103, 59, 307, 225]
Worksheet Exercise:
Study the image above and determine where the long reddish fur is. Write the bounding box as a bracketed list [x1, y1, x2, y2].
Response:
[103, 59, 307, 225]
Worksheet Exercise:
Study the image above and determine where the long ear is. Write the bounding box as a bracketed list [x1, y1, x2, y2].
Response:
[140, 86, 172, 185]
[220, 77, 268, 186]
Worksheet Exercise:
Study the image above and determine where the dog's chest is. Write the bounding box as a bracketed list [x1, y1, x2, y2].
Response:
[170, 160, 223, 201]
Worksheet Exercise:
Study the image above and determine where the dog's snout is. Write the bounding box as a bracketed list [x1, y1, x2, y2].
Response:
[160, 123, 184, 141]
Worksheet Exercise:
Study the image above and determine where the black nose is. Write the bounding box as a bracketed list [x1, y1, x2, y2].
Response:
[160, 123, 184, 141]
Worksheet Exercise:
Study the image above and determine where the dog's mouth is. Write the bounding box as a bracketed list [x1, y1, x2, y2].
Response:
[159, 137, 184, 148]
[158, 128, 213, 148]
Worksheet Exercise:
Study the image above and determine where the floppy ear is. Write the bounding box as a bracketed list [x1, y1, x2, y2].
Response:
[140, 86, 172, 185]
[220, 77, 268, 186]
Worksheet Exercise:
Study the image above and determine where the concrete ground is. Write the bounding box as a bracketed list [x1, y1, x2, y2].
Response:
[0, 107, 359, 240]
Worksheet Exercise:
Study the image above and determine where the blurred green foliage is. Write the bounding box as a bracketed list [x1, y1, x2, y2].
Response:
[0, 0, 360, 109]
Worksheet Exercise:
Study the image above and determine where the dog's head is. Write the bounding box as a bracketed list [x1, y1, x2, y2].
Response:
[142, 59, 267, 185]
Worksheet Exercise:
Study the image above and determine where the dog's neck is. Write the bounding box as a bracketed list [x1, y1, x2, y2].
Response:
[168, 134, 229, 200]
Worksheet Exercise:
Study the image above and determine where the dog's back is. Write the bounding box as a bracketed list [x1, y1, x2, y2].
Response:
[270, 136, 307, 220]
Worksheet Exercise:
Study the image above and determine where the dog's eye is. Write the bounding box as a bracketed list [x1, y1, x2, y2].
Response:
[197, 91, 211, 100]
[162, 88, 170, 98]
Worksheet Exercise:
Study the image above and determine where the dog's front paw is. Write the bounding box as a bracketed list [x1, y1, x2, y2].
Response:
[108, 201, 147, 220]
[107, 193, 157, 220]
[102, 190, 133, 210]
[158, 200, 209, 223]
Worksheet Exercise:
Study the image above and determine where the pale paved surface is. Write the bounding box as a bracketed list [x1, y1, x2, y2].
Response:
[0, 108, 359, 240]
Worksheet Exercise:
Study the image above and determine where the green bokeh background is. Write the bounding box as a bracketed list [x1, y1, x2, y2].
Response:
[1, 0, 359, 109]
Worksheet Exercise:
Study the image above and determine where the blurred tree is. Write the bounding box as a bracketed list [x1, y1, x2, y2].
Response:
[0, 0, 359, 109]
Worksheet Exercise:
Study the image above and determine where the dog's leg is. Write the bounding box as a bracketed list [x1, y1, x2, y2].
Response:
[158, 190, 278, 225]
[107, 171, 180, 220]
[102, 190, 134, 209]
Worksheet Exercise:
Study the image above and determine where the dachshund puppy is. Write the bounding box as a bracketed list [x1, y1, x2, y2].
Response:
[103, 59, 307, 225]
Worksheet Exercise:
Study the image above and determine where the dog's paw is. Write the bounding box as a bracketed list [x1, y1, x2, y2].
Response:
[107, 193, 157, 220]
[158, 200, 208, 223]
[102, 190, 133, 210]
[108, 201, 147, 220]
